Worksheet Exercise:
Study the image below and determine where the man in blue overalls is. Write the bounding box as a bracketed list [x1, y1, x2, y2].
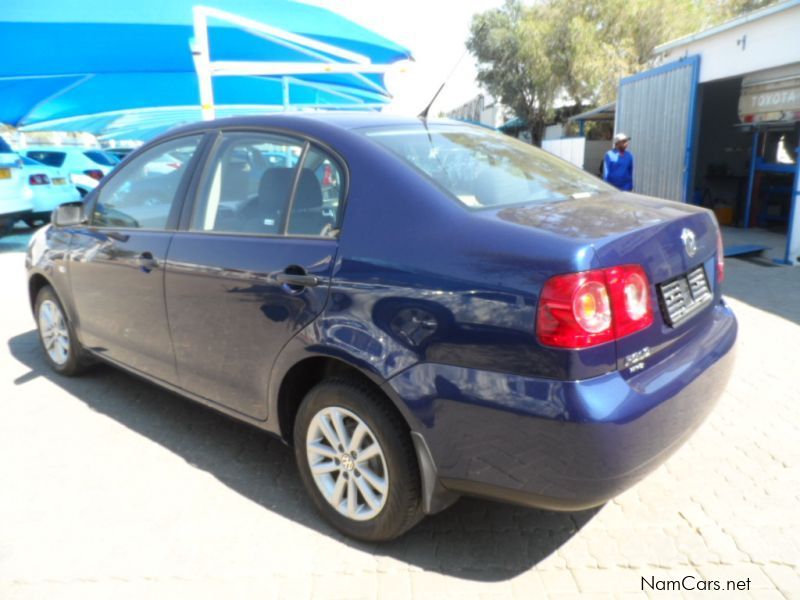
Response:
[603, 133, 633, 191]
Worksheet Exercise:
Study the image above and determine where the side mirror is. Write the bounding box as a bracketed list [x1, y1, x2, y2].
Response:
[52, 203, 87, 227]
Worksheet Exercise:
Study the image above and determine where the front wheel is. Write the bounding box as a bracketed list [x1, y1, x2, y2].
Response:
[34, 285, 89, 376]
[294, 379, 422, 542]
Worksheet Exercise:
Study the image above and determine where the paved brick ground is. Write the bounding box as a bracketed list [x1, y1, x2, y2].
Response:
[1, 231, 799, 599]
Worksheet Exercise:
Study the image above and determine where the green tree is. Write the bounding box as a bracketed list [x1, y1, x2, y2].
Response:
[468, 0, 777, 144]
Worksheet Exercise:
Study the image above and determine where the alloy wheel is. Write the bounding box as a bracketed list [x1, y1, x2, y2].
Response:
[305, 406, 389, 521]
[38, 299, 70, 366]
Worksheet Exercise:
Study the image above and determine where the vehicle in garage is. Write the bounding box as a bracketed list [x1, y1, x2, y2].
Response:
[23, 146, 119, 197]
[26, 113, 737, 541]
[20, 155, 81, 225]
[0, 135, 31, 234]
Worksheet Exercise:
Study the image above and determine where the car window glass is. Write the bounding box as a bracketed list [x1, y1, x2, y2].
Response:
[26, 151, 66, 168]
[286, 146, 343, 237]
[365, 126, 614, 209]
[191, 133, 305, 235]
[92, 135, 201, 229]
[84, 150, 119, 166]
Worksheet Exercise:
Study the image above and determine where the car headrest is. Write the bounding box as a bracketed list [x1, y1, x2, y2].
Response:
[258, 167, 295, 212]
[293, 169, 323, 212]
[257, 167, 322, 213]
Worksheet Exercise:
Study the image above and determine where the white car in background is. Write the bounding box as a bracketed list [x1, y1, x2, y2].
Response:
[20, 156, 81, 225]
[23, 146, 119, 197]
[0, 136, 32, 234]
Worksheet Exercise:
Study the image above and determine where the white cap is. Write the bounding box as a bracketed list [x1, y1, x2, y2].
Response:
[614, 132, 630, 143]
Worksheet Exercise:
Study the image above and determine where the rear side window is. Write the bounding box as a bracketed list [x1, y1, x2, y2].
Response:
[26, 151, 66, 168]
[191, 132, 342, 238]
[365, 125, 613, 209]
[0, 137, 12, 153]
[84, 150, 119, 166]
[92, 135, 202, 229]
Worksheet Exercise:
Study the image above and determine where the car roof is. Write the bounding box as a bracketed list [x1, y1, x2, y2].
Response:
[164, 112, 477, 138]
[23, 146, 85, 152]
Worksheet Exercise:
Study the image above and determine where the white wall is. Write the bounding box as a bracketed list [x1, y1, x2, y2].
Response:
[654, 4, 800, 83]
[583, 141, 609, 176]
[542, 137, 585, 168]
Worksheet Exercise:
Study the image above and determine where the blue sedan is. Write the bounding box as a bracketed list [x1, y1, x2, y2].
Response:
[26, 113, 736, 541]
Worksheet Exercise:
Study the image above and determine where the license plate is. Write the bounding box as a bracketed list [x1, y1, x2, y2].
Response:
[52, 177, 66, 185]
[658, 266, 713, 327]
[0, 168, 10, 179]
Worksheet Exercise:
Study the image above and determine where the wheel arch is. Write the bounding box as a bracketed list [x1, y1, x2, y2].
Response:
[28, 272, 52, 312]
[273, 353, 419, 447]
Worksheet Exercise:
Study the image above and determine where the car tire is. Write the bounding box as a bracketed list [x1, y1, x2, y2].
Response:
[294, 378, 423, 542]
[34, 285, 89, 376]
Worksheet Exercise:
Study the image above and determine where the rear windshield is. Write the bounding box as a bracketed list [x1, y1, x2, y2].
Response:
[27, 151, 66, 167]
[364, 125, 613, 208]
[84, 150, 119, 166]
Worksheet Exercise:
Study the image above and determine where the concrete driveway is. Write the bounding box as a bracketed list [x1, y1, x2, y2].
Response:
[1, 230, 798, 599]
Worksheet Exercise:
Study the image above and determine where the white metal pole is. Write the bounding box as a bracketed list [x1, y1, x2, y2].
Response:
[192, 7, 215, 121]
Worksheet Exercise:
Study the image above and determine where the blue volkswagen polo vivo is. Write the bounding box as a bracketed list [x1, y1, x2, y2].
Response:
[26, 114, 736, 541]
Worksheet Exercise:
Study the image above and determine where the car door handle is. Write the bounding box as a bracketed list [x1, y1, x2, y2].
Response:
[276, 272, 320, 288]
[137, 251, 158, 273]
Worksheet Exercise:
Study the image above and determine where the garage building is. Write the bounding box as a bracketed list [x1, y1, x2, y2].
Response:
[614, 0, 800, 265]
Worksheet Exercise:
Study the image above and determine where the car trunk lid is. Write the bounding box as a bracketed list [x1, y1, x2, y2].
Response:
[491, 192, 721, 375]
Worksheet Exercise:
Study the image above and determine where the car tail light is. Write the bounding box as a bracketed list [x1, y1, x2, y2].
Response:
[604, 265, 654, 338]
[28, 173, 50, 185]
[84, 169, 104, 181]
[537, 265, 654, 349]
[716, 228, 725, 284]
[322, 164, 332, 186]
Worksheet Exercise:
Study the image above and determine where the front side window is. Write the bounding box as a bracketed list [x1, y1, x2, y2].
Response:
[364, 125, 614, 209]
[92, 135, 201, 229]
[191, 132, 342, 238]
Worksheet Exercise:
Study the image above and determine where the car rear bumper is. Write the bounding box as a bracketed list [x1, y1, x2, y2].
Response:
[386, 300, 737, 511]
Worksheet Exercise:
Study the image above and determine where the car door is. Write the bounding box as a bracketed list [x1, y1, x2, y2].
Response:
[165, 131, 344, 420]
[68, 133, 207, 383]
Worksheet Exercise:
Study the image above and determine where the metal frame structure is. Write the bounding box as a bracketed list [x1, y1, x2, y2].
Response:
[190, 6, 395, 120]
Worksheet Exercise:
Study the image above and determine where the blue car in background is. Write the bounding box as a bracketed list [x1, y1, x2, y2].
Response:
[26, 113, 736, 541]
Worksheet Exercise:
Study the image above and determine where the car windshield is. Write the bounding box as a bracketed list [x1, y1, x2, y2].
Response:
[364, 125, 613, 209]
[84, 150, 119, 166]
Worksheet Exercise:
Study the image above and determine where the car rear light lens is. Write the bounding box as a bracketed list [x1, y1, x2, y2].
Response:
[537, 265, 654, 349]
[572, 280, 611, 333]
[604, 265, 654, 339]
[84, 169, 104, 181]
[716, 228, 725, 284]
[28, 173, 50, 185]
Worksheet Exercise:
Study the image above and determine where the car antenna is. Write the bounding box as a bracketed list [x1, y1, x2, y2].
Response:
[418, 24, 485, 121]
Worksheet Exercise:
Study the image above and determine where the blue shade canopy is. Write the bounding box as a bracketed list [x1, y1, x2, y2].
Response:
[0, 0, 412, 139]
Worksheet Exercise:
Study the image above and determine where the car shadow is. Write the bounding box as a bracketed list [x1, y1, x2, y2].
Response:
[8, 329, 598, 581]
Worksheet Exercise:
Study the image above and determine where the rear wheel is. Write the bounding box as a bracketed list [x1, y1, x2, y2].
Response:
[34, 285, 88, 376]
[294, 378, 422, 542]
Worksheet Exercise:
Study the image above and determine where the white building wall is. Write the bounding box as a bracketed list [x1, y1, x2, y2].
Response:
[653, 3, 800, 83]
[542, 137, 586, 168]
